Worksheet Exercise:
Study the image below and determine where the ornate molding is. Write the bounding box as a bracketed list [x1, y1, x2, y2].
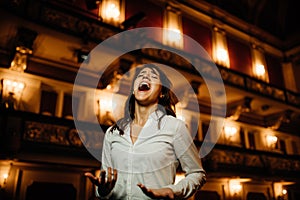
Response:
[206, 148, 300, 174]
[40, 6, 117, 42]
[23, 121, 103, 150]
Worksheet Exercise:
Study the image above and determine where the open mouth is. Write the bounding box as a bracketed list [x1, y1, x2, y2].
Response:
[138, 82, 151, 91]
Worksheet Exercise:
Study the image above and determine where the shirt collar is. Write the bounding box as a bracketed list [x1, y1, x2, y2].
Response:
[149, 109, 165, 121]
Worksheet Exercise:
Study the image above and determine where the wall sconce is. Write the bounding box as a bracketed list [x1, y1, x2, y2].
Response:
[254, 64, 266, 77]
[229, 180, 242, 199]
[266, 134, 278, 149]
[163, 6, 183, 48]
[0, 162, 11, 189]
[274, 182, 293, 200]
[216, 48, 229, 65]
[213, 27, 230, 68]
[100, 0, 122, 24]
[1, 79, 25, 110]
[224, 125, 238, 142]
[76, 49, 90, 63]
[278, 189, 288, 200]
[251, 45, 269, 82]
[10, 46, 32, 72]
[97, 92, 115, 126]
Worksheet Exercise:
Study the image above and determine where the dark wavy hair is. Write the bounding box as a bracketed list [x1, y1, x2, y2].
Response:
[110, 63, 177, 135]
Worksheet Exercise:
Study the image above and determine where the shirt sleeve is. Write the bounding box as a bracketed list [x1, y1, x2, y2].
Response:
[166, 120, 206, 199]
[95, 127, 114, 199]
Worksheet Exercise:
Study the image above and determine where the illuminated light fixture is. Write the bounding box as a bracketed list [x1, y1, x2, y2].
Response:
[254, 64, 266, 76]
[282, 189, 287, 195]
[163, 6, 183, 48]
[77, 49, 90, 63]
[1, 79, 25, 110]
[213, 27, 230, 67]
[10, 46, 32, 72]
[229, 180, 242, 197]
[0, 162, 11, 188]
[251, 44, 269, 82]
[3, 79, 25, 94]
[266, 134, 278, 148]
[224, 125, 238, 141]
[166, 28, 181, 44]
[97, 91, 115, 126]
[100, 0, 121, 24]
[216, 48, 228, 63]
[274, 182, 294, 199]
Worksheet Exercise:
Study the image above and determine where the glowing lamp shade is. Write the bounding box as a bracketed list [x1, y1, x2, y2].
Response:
[266, 134, 278, 148]
[0, 163, 11, 188]
[166, 28, 181, 43]
[163, 7, 183, 48]
[3, 79, 25, 94]
[101, 0, 121, 23]
[282, 189, 287, 195]
[224, 125, 238, 140]
[229, 180, 242, 196]
[255, 64, 266, 76]
[216, 48, 228, 63]
[1, 78, 26, 110]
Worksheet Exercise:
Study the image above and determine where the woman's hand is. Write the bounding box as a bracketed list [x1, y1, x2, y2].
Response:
[137, 183, 174, 199]
[85, 167, 118, 197]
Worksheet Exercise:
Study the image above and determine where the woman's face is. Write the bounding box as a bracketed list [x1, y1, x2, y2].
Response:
[133, 67, 162, 106]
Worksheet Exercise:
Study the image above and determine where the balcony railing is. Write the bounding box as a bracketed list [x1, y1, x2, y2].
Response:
[1, 110, 299, 180]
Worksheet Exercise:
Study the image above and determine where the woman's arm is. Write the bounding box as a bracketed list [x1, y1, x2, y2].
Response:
[86, 128, 118, 199]
[166, 120, 206, 199]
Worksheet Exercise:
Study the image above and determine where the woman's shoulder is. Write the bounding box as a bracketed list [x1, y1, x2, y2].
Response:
[163, 115, 184, 123]
[162, 115, 186, 130]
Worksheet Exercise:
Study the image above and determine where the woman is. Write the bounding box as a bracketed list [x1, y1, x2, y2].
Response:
[85, 64, 206, 199]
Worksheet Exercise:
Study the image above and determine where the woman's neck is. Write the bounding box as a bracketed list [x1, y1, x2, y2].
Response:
[133, 103, 158, 126]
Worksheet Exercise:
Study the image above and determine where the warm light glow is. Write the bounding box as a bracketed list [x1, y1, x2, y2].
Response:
[282, 189, 287, 195]
[0, 163, 11, 188]
[163, 8, 183, 48]
[3, 173, 8, 179]
[255, 64, 265, 76]
[229, 180, 242, 195]
[10, 46, 32, 72]
[274, 182, 294, 198]
[216, 48, 228, 63]
[251, 47, 269, 82]
[101, 0, 121, 23]
[213, 29, 230, 67]
[105, 3, 120, 19]
[166, 28, 181, 44]
[266, 134, 278, 148]
[224, 125, 238, 140]
[99, 98, 113, 113]
[3, 79, 25, 95]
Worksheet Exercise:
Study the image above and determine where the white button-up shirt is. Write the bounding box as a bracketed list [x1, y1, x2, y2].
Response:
[98, 110, 206, 199]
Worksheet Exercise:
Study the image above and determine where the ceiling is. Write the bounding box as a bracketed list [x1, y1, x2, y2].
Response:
[202, 0, 300, 50]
